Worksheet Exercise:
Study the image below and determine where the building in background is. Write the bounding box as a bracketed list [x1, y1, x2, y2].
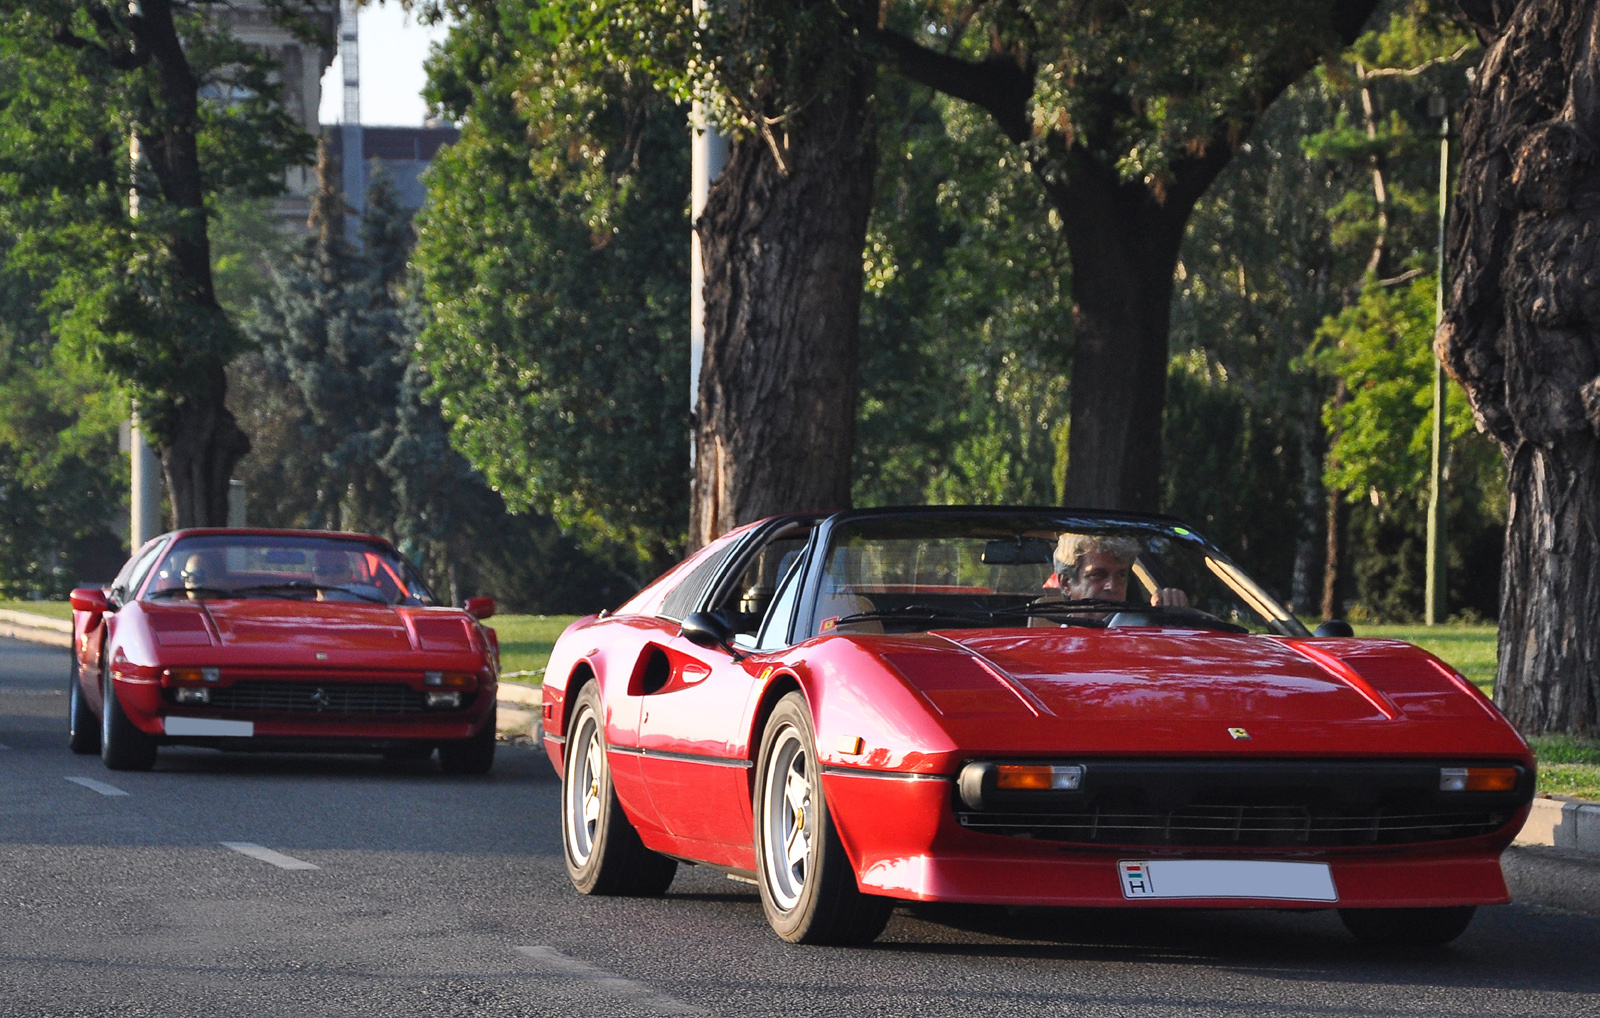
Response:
[326, 125, 460, 213]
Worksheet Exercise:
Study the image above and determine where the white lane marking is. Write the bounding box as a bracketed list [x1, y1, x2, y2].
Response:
[64, 776, 129, 796]
[221, 842, 320, 871]
[514, 946, 707, 1016]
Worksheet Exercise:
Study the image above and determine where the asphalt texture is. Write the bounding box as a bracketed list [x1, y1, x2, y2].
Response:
[3, 635, 1599, 1017]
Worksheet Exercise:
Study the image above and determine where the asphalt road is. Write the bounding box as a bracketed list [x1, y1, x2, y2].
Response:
[3, 635, 1599, 1017]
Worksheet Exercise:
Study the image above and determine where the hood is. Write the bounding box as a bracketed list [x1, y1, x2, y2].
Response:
[199, 599, 413, 652]
[868, 628, 1525, 759]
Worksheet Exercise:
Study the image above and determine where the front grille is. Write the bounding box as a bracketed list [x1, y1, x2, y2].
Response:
[195, 681, 426, 715]
[955, 759, 1529, 849]
[957, 804, 1511, 847]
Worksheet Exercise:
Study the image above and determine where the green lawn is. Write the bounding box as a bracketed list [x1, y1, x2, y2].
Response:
[491, 614, 579, 683]
[0, 600, 73, 621]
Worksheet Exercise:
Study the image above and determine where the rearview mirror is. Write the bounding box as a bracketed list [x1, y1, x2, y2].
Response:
[463, 596, 496, 621]
[681, 611, 742, 659]
[1313, 619, 1354, 638]
[981, 537, 1054, 566]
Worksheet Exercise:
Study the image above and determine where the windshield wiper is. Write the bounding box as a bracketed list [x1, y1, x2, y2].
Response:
[145, 586, 235, 601]
[832, 603, 1000, 626]
[228, 581, 388, 605]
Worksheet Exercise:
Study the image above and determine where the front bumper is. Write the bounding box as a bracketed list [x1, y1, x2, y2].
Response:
[822, 768, 1527, 908]
[111, 672, 495, 745]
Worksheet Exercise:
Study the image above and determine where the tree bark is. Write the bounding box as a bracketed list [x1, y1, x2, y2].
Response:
[691, 59, 876, 546]
[1438, 0, 1600, 734]
[136, 0, 250, 526]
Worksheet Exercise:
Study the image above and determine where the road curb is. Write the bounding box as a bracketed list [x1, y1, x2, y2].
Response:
[1514, 796, 1600, 856]
[0, 609, 72, 649]
[497, 680, 541, 739]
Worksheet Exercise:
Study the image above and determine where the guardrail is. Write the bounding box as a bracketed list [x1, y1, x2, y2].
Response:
[0, 609, 72, 649]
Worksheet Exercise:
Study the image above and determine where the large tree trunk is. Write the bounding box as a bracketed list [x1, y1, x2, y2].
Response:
[1043, 160, 1191, 510]
[691, 63, 876, 546]
[1438, 0, 1600, 734]
[139, 0, 250, 527]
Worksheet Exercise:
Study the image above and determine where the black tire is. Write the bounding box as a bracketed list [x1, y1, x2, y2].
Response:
[439, 707, 496, 775]
[1339, 906, 1476, 947]
[68, 656, 100, 755]
[561, 683, 677, 896]
[100, 659, 156, 771]
[753, 692, 892, 945]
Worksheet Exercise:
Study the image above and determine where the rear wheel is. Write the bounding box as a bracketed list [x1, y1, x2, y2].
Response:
[1339, 906, 1476, 947]
[754, 693, 892, 945]
[561, 683, 677, 895]
[68, 657, 100, 755]
[100, 660, 156, 771]
[439, 707, 496, 775]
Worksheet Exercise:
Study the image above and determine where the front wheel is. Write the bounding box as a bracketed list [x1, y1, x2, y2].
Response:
[753, 692, 892, 945]
[1339, 906, 1476, 947]
[68, 657, 100, 755]
[100, 661, 156, 771]
[561, 683, 677, 895]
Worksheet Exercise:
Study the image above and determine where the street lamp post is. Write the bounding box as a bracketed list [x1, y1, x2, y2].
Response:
[1424, 94, 1451, 626]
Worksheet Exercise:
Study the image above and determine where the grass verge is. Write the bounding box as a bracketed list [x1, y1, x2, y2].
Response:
[0, 600, 73, 621]
[491, 614, 579, 683]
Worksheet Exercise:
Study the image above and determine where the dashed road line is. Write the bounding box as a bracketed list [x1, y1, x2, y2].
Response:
[64, 776, 128, 796]
[514, 946, 707, 1015]
[221, 842, 320, 871]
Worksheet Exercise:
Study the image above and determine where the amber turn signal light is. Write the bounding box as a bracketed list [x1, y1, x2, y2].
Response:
[995, 764, 1084, 791]
[165, 666, 220, 685]
[423, 671, 476, 689]
[1439, 766, 1518, 792]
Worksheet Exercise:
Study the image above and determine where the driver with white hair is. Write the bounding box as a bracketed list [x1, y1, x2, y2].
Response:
[1052, 533, 1189, 607]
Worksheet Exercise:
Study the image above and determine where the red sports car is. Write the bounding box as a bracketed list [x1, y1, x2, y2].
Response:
[542, 507, 1535, 946]
[68, 529, 500, 774]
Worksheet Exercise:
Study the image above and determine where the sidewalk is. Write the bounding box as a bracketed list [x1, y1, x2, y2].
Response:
[0, 609, 71, 649]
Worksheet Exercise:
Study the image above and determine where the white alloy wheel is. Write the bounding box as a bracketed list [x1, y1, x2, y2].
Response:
[565, 706, 604, 867]
[761, 724, 813, 911]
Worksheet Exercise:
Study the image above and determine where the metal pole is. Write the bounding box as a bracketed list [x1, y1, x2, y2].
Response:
[1425, 97, 1450, 626]
[689, 0, 727, 469]
[340, 0, 363, 245]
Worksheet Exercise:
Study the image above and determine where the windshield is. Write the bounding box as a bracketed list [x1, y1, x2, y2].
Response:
[810, 515, 1305, 637]
[142, 534, 436, 606]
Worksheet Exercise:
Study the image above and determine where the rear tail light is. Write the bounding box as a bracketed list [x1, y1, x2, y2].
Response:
[1440, 766, 1519, 792]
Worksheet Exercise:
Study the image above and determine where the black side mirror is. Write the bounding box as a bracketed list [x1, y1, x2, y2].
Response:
[681, 611, 743, 659]
[1314, 619, 1355, 638]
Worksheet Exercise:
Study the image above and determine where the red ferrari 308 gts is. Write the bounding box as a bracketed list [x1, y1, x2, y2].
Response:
[542, 507, 1535, 947]
[68, 529, 500, 774]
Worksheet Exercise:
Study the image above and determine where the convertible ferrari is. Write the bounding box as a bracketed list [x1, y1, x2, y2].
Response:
[543, 507, 1535, 946]
[68, 529, 500, 773]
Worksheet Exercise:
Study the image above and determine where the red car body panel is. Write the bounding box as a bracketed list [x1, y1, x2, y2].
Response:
[75, 529, 498, 748]
[544, 512, 1534, 910]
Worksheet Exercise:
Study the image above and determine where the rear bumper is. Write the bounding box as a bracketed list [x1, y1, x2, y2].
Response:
[824, 769, 1520, 908]
[111, 674, 495, 744]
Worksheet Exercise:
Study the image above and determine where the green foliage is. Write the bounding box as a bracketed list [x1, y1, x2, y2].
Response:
[414, 0, 689, 573]
[854, 84, 1070, 507]
[0, 3, 315, 445]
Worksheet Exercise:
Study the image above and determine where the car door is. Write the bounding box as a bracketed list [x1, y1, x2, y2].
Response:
[635, 522, 815, 859]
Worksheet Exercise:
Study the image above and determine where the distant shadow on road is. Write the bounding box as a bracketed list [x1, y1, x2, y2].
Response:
[147, 742, 558, 784]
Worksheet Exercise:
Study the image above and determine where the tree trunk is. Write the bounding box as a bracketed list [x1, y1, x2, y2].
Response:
[691, 65, 876, 546]
[1438, 0, 1600, 734]
[138, 0, 250, 527]
[1291, 391, 1324, 615]
[1043, 156, 1212, 511]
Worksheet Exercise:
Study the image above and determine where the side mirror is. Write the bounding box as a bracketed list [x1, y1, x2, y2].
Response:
[463, 596, 496, 621]
[1313, 619, 1354, 638]
[70, 587, 109, 632]
[680, 611, 742, 659]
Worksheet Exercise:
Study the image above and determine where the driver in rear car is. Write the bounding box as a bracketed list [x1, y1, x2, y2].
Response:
[1052, 534, 1188, 608]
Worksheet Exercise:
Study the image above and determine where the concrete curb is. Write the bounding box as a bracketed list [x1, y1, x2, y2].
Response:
[0, 609, 72, 649]
[496, 680, 541, 739]
[1514, 796, 1600, 856]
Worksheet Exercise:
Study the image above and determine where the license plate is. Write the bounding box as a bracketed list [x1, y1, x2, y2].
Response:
[164, 717, 254, 737]
[1118, 859, 1337, 901]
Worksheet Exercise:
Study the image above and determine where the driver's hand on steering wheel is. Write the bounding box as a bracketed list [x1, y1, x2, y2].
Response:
[1151, 588, 1190, 608]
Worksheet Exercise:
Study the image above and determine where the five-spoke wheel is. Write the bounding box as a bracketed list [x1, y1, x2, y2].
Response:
[560, 683, 677, 896]
[753, 692, 891, 944]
